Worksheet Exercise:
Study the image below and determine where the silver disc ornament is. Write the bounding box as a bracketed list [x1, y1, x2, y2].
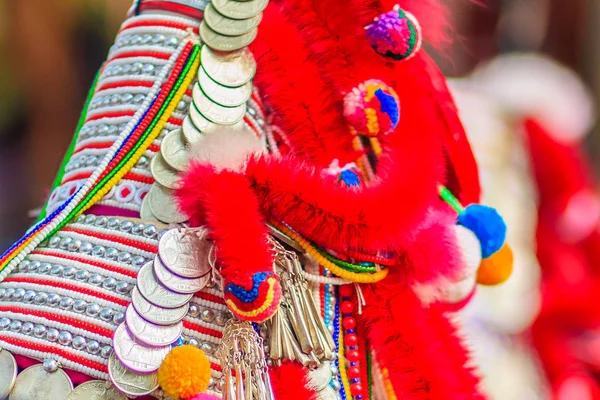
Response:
[9, 364, 73, 400]
[112, 323, 170, 373]
[200, 45, 256, 87]
[204, 2, 263, 36]
[211, 0, 268, 20]
[136, 262, 193, 309]
[130, 286, 189, 326]
[125, 305, 183, 347]
[154, 256, 210, 294]
[199, 67, 252, 107]
[108, 353, 159, 397]
[158, 227, 213, 278]
[192, 83, 246, 125]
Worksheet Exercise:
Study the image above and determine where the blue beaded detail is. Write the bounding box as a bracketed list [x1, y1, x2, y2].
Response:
[225, 272, 272, 303]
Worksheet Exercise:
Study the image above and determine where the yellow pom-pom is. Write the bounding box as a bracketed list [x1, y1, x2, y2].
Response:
[158, 345, 211, 400]
[476, 243, 514, 286]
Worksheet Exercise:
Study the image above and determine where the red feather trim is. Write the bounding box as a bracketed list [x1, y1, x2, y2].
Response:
[361, 279, 485, 399]
[175, 163, 274, 282]
[269, 362, 318, 400]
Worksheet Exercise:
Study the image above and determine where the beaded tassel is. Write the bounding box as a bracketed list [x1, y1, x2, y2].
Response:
[340, 285, 364, 399]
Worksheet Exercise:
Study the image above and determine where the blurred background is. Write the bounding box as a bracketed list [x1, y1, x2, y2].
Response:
[0, 1, 599, 399]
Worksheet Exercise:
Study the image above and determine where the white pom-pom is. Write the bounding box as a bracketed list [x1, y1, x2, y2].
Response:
[187, 126, 265, 171]
[454, 225, 482, 281]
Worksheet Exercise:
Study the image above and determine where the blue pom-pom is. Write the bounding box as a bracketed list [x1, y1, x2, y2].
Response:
[340, 169, 361, 187]
[457, 204, 507, 258]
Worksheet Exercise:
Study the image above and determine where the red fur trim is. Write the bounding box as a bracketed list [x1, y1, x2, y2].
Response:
[269, 362, 318, 400]
[361, 280, 485, 399]
[175, 163, 274, 283]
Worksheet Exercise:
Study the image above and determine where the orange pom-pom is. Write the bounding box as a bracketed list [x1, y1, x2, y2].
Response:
[158, 345, 211, 400]
[476, 243, 514, 285]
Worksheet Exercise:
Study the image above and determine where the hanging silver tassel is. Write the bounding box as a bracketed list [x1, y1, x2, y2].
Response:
[268, 239, 336, 368]
[219, 320, 273, 400]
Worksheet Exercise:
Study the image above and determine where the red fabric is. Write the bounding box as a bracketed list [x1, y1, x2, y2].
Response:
[269, 362, 318, 400]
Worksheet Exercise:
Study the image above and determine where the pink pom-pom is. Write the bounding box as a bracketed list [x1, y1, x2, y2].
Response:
[343, 79, 400, 136]
[365, 5, 422, 61]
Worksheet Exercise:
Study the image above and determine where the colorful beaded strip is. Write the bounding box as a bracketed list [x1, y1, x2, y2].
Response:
[0, 40, 200, 280]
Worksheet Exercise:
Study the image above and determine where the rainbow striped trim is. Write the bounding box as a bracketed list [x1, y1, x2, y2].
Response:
[0, 41, 201, 279]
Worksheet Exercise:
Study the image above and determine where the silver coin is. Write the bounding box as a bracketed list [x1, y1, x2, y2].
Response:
[112, 323, 170, 373]
[201, 45, 256, 87]
[0, 350, 17, 399]
[140, 195, 158, 222]
[158, 228, 213, 278]
[199, 67, 252, 107]
[67, 380, 126, 400]
[204, 2, 263, 36]
[183, 114, 206, 143]
[131, 286, 189, 326]
[137, 262, 193, 308]
[318, 385, 341, 400]
[307, 361, 332, 392]
[160, 129, 189, 172]
[9, 364, 73, 400]
[150, 153, 180, 190]
[108, 353, 159, 397]
[147, 184, 187, 224]
[200, 21, 258, 52]
[193, 84, 246, 125]
[154, 257, 210, 294]
[125, 305, 183, 347]
[212, 0, 268, 20]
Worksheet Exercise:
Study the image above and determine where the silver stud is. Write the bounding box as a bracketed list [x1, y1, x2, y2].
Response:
[215, 312, 226, 325]
[119, 220, 134, 232]
[67, 239, 82, 252]
[23, 290, 36, 303]
[42, 359, 59, 373]
[86, 340, 100, 354]
[99, 307, 114, 322]
[12, 288, 25, 301]
[331, 380, 341, 390]
[94, 216, 107, 227]
[80, 242, 93, 254]
[113, 312, 125, 324]
[110, 94, 122, 105]
[73, 300, 88, 313]
[188, 338, 199, 347]
[0, 318, 10, 329]
[0, 288, 5, 298]
[166, 37, 179, 47]
[34, 324, 47, 338]
[46, 328, 60, 342]
[132, 63, 143, 74]
[330, 365, 339, 375]
[117, 252, 132, 264]
[34, 292, 48, 305]
[130, 35, 141, 45]
[72, 336, 87, 350]
[107, 218, 120, 229]
[84, 215, 96, 224]
[115, 282, 130, 295]
[88, 274, 103, 285]
[3, 288, 15, 299]
[50, 265, 64, 276]
[136, 156, 148, 168]
[100, 345, 113, 358]
[201, 309, 215, 322]
[121, 93, 134, 104]
[48, 237, 60, 248]
[38, 263, 51, 274]
[188, 304, 200, 317]
[102, 277, 117, 290]
[76, 215, 86, 224]
[142, 64, 155, 75]
[58, 331, 73, 346]
[133, 94, 145, 104]
[177, 100, 186, 111]
[75, 270, 90, 281]
[59, 297, 74, 310]
[152, 34, 166, 45]
[86, 303, 101, 317]
[141, 34, 153, 44]
[9, 321, 22, 332]
[105, 248, 119, 260]
[28, 261, 41, 272]
[18, 261, 30, 272]
[132, 256, 146, 268]
[47, 294, 61, 307]
[63, 266, 77, 277]
[91, 245, 106, 258]
[22, 322, 34, 335]
[97, 125, 110, 135]
[143, 225, 157, 238]
[201, 342, 213, 354]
